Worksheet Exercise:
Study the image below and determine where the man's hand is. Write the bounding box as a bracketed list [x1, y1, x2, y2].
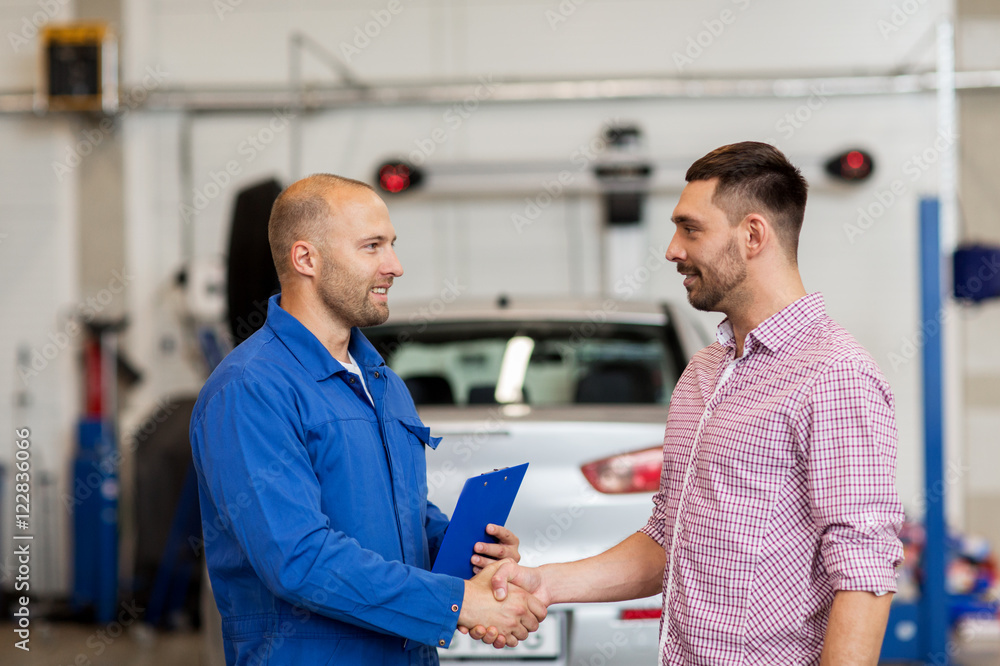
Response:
[457, 559, 547, 649]
[489, 560, 550, 605]
[463, 532, 666, 648]
[462, 560, 552, 647]
[470, 524, 521, 573]
[460, 523, 525, 647]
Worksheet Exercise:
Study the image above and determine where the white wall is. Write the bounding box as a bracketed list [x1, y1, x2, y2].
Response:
[0, 114, 79, 594]
[2, 0, 969, 597]
[143, 0, 947, 83]
[122, 0, 949, 512]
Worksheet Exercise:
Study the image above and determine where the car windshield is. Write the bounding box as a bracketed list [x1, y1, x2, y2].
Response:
[366, 321, 681, 406]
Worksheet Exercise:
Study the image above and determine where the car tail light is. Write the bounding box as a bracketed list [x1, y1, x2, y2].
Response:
[620, 608, 662, 621]
[581, 446, 663, 494]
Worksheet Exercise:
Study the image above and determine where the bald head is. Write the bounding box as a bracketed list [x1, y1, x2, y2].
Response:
[268, 173, 375, 281]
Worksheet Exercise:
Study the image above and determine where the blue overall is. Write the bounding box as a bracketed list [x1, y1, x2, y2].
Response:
[190, 294, 464, 665]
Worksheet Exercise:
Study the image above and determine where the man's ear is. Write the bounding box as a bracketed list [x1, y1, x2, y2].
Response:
[743, 214, 769, 259]
[290, 240, 320, 278]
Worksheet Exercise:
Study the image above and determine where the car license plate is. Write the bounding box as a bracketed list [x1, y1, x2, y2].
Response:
[438, 611, 563, 660]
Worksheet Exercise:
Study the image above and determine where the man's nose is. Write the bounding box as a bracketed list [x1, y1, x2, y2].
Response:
[665, 231, 685, 263]
[383, 246, 404, 277]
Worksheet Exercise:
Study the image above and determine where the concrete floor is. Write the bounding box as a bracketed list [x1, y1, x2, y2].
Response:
[959, 644, 1000, 666]
[1, 622, 998, 665]
[0, 622, 205, 666]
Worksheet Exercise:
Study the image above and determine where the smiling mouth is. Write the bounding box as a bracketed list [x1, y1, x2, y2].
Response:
[677, 267, 699, 288]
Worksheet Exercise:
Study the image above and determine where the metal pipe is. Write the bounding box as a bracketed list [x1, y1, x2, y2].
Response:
[936, 22, 966, 556]
[3, 69, 1000, 116]
[179, 113, 195, 264]
[289, 34, 303, 181]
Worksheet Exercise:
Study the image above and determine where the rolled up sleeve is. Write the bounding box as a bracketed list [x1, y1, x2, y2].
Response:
[801, 359, 904, 593]
[639, 438, 670, 549]
[191, 379, 466, 648]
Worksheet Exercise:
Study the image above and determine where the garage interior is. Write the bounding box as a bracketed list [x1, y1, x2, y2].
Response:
[1, 0, 1000, 664]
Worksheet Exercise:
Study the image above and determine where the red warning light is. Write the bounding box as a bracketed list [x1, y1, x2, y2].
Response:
[825, 149, 874, 182]
[380, 164, 409, 193]
[376, 161, 424, 194]
[845, 151, 865, 170]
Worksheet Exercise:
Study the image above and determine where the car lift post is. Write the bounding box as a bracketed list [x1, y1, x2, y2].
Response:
[920, 198, 949, 664]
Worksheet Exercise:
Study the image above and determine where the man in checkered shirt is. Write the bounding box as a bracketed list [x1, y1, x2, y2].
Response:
[471, 142, 905, 665]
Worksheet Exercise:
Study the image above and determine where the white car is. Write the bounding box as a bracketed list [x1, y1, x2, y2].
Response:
[366, 296, 710, 665]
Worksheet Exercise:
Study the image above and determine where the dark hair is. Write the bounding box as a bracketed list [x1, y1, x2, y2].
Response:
[685, 142, 808, 261]
[268, 173, 374, 279]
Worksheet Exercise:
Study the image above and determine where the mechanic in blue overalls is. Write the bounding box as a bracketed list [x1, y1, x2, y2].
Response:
[190, 173, 546, 665]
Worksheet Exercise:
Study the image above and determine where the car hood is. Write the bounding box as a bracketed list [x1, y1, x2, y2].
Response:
[415, 404, 670, 425]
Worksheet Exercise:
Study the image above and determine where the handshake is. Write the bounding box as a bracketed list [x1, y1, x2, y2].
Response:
[455, 524, 549, 649]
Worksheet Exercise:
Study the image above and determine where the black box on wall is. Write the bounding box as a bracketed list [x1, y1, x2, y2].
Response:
[38, 23, 118, 112]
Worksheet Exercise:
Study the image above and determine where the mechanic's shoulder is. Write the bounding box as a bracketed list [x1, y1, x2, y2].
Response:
[192, 332, 287, 417]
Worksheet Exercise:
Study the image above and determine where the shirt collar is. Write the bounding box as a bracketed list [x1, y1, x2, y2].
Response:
[264, 293, 386, 382]
[716, 292, 827, 355]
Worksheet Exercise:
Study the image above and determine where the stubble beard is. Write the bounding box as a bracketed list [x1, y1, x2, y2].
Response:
[683, 236, 748, 313]
[316, 259, 390, 329]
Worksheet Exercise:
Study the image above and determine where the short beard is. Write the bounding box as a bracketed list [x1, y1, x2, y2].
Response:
[316, 258, 390, 329]
[686, 236, 747, 313]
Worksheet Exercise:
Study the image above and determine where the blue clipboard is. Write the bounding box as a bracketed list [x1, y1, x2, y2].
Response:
[431, 463, 529, 580]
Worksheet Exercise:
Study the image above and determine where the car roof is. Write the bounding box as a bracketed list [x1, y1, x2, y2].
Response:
[379, 295, 670, 326]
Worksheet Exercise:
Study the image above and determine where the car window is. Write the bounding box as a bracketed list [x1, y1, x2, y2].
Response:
[367, 321, 680, 406]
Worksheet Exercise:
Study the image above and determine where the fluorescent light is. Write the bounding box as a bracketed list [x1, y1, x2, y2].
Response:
[495, 336, 534, 404]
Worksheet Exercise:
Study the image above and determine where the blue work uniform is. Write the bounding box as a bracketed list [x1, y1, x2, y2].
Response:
[190, 294, 465, 665]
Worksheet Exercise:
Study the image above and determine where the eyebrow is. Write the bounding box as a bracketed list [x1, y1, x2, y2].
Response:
[360, 235, 397, 243]
[671, 215, 701, 226]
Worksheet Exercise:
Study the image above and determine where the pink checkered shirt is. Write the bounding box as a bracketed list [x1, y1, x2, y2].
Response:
[640, 292, 904, 665]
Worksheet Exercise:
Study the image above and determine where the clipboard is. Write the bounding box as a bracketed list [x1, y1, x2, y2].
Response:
[431, 463, 529, 580]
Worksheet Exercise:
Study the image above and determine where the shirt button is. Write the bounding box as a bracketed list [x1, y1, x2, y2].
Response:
[349, 377, 356, 383]
[439, 639, 446, 647]
[374, 371, 380, 378]
[451, 604, 459, 612]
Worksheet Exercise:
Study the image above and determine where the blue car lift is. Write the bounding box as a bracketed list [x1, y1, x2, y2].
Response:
[72, 322, 130, 624]
[879, 199, 960, 664]
[72, 418, 119, 624]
